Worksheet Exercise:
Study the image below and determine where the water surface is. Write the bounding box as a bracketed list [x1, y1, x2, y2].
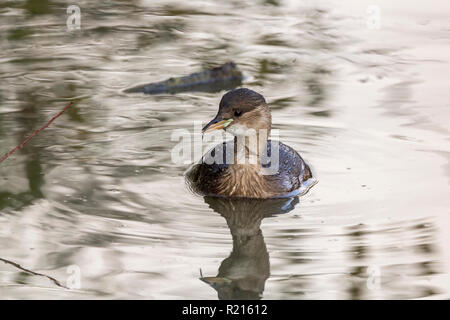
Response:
[0, 0, 449, 299]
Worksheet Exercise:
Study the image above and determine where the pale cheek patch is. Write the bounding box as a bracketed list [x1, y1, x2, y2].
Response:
[226, 123, 253, 136]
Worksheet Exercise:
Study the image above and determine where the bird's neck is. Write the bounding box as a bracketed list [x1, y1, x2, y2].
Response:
[232, 130, 269, 165]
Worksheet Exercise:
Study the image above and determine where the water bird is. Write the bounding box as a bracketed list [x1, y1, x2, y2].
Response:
[186, 88, 315, 199]
[124, 62, 242, 95]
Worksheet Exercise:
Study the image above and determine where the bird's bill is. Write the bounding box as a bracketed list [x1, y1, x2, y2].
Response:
[200, 276, 232, 286]
[202, 118, 233, 133]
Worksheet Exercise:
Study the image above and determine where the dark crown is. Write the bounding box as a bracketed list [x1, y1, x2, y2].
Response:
[219, 88, 266, 113]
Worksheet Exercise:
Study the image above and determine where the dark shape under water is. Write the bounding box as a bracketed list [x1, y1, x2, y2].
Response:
[186, 88, 316, 199]
[124, 62, 243, 95]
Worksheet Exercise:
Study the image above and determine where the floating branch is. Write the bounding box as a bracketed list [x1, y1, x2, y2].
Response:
[0, 257, 68, 289]
[0, 101, 73, 165]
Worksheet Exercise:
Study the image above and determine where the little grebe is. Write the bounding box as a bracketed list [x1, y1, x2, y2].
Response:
[186, 88, 314, 198]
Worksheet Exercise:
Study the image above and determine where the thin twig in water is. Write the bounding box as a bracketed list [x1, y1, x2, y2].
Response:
[0, 101, 73, 165]
[0, 257, 68, 289]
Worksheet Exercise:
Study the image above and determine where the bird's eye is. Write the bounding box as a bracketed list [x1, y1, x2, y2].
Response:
[234, 109, 242, 117]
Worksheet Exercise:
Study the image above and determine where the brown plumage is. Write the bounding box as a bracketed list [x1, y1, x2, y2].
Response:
[186, 88, 314, 199]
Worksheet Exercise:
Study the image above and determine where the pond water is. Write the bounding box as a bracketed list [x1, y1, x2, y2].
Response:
[0, 0, 449, 299]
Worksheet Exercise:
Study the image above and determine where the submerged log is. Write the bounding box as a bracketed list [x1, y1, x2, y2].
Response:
[124, 62, 243, 95]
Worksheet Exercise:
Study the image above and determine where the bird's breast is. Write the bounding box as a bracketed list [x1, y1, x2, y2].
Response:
[217, 164, 271, 198]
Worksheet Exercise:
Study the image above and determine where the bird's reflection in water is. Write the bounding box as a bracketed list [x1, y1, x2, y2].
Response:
[200, 196, 299, 300]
